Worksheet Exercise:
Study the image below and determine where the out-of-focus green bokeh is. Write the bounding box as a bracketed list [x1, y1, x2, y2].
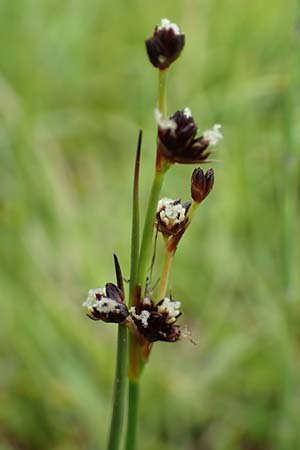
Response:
[1, 0, 300, 449]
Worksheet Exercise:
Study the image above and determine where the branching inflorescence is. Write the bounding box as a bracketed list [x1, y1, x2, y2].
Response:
[83, 18, 223, 450]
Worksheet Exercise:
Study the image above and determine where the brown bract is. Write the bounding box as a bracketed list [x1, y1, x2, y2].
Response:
[158, 110, 211, 164]
[145, 26, 185, 70]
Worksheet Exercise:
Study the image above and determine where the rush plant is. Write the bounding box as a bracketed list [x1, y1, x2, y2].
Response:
[82, 18, 223, 450]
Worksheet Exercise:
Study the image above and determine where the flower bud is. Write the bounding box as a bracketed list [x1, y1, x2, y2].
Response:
[157, 108, 222, 164]
[129, 297, 181, 342]
[83, 283, 129, 323]
[145, 18, 185, 70]
[156, 198, 191, 236]
[191, 168, 214, 203]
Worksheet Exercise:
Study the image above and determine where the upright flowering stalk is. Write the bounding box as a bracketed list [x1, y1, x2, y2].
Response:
[83, 19, 223, 450]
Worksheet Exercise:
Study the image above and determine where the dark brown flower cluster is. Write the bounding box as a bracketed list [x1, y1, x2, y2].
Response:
[157, 108, 216, 164]
[145, 18, 185, 70]
[130, 297, 181, 343]
[83, 283, 129, 323]
[83, 284, 182, 343]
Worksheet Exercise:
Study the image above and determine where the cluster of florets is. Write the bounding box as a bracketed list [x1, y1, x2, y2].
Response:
[146, 20, 222, 165]
[157, 107, 222, 165]
[83, 283, 129, 323]
[83, 19, 223, 349]
[129, 297, 181, 342]
[83, 286, 182, 343]
[156, 198, 191, 236]
[145, 18, 185, 70]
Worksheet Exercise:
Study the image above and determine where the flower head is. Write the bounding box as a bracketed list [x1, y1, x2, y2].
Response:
[145, 18, 185, 70]
[156, 197, 191, 236]
[83, 283, 129, 323]
[130, 296, 182, 342]
[191, 167, 215, 203]
[158, 108, 222, 164]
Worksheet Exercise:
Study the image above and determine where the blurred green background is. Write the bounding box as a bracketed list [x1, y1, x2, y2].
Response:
[1, 0, 300, 449]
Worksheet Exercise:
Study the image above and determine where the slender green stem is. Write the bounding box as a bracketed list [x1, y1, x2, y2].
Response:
[155, 202, 201, 302]
[136, 169, 165, 292]
[124, 381, 140, 450]
[124, 68, 169, 450]
[157, 247, 174, 300]
[158, 70, 168, 116]
[136, 68, 169, 295]
[107, 324, 127, 450]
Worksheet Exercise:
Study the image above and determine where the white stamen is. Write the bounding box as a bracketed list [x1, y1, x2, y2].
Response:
[155, 109, 177, 131]
[96, 298, 119, 314]
[157, 198, 187, 228]
[157, 297, 181, 324]
[158, 18, 181, 35]
[203, 124, 223, 146]
[183, 107, 192, 118]
[129, 307, 150, 328]
[83, 287, 106, 310]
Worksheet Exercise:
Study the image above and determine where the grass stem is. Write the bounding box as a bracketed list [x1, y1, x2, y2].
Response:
[124, 381, 140, 450]
[157, 248, 174, 300]
[106, 324, 127, 450]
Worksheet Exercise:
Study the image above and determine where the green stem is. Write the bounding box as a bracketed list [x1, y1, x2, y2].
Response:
[157, 247, 174, 300]
[124, 381, 140, 450]
[158, 70, 168, 116]
[156, 202, 201, 302]
[107, 324, 127, 450]
[136, 68, 169, 294]
[124, 68, 169, 450]
[136, 169, 165, 293]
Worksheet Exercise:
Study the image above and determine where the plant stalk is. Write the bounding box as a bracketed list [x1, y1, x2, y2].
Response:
[107, 324, 127, 450]
[106, 255, 127, 450]
[124, 381, 140, 450]
[125, 67, 169, 450]
[136, 169, 165, 293]
[157, 247, 174, 300]
[158, 69, 168, 116]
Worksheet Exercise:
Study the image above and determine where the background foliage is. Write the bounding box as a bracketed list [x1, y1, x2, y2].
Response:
[1, 0, 300, 449]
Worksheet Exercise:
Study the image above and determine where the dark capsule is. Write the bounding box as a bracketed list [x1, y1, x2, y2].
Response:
[191, 168, 215, 203]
